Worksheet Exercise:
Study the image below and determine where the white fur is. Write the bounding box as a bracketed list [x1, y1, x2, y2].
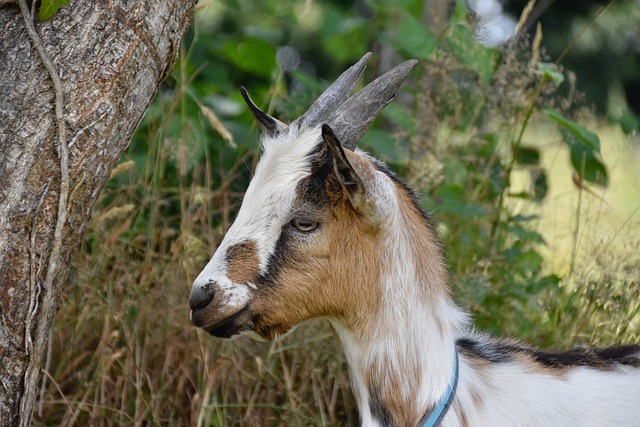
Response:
[447, 358, 640, 426]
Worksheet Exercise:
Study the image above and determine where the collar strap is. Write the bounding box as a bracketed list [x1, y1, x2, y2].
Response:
[418, 350, 459, 427]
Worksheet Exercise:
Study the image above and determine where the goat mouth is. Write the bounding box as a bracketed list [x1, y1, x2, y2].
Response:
[202, 305, 252, 338]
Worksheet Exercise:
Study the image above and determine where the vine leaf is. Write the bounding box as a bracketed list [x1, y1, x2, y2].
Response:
[536, 62, 564, 86]
[543, 109, 607, 186]
[543, 108, 600, 151]
[39, 0, 69, 21]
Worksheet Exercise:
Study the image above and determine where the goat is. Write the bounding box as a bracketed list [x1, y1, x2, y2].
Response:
[189, 53, 640, 427]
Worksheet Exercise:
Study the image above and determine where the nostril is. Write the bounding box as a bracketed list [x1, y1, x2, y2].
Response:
[189, 285, 215, 311]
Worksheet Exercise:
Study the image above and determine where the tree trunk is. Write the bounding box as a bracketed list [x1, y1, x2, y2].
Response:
[0, 0, 195, 425]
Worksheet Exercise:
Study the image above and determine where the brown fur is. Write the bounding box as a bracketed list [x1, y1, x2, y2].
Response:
[250, 177, 384, 340]
[265, 149, 455, 426]
[469, 387, 485, 411]
[226, 241, 260, 283]
[367, 356, 421, 427]
[453, 400, 470, 427]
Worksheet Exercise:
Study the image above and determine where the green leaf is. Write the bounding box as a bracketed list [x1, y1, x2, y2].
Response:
[392, 15, 438, 59]
[323, 24, 370, 63]
[536, 62, 564, 86]
[517, 250, 544, 274]
[452, 0, 470, 22]
[569, 145, 608, 187]
[544, 109, 607, 186]
[321, 8, 369, 63]
[619, 110, 640, 135]
[510, 214, 540, 223]
[532, 170, 548, 201]
[424, 185, 485, 217]
[127, 304, 139, 321]
[515, 147, 540, 165]
[221, 37, 276, 78]
[561, 129, 608, 186]
[381, 103, 414, 131]
[39, 0, 69, 21]
[528, 274, 561, 293]
[543, 109, 600, 151]
[506, 223, 546, 245]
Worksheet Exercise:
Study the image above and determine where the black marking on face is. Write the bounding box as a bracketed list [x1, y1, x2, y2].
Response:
[457, 338, 640, 369]
[248, 232, 293, 338]
[249, 312, 277, 339]
[300, 141, 343, 209]
[256, 231, 290, 288]
[368, 387, 393, 427]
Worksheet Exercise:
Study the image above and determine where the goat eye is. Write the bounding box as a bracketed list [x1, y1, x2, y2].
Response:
[291, 218, 319, 232]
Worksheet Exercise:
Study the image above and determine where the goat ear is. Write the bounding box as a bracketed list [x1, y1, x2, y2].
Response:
[321, 124, 365, 208]
[240, 87, 288, 136]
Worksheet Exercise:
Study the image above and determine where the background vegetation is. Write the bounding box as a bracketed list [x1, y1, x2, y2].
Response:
[34, 0, 639, 425]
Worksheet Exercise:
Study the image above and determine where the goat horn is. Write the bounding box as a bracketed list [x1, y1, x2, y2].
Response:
[329, 59, 418, 151]
[240, 86, 287, 136]
[294, 52, 372, 129]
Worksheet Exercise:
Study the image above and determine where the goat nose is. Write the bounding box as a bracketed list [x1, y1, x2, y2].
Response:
[189, 285, 215, 311]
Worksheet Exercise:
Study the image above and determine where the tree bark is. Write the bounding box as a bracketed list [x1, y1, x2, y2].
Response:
[0, 0, 195, 425]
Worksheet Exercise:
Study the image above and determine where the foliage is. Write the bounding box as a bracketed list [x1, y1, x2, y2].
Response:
[34, 1, 639, 425]
[506, 0, 640, 116]
[39, 0, 69, 21]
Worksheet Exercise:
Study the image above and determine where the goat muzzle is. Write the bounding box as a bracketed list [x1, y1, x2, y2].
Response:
[189, 281, 253, 338]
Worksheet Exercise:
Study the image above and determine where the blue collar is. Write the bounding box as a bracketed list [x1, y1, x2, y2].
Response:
[418, 351, 459, 427]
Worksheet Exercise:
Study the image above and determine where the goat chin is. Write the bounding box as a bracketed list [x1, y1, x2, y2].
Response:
[199, 305, 252, 339]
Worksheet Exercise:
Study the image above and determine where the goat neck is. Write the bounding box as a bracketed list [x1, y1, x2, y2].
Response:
[327, 154, 465, 427]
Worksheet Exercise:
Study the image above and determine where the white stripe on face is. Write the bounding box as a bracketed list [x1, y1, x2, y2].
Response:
[191, 127, 322, 312]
